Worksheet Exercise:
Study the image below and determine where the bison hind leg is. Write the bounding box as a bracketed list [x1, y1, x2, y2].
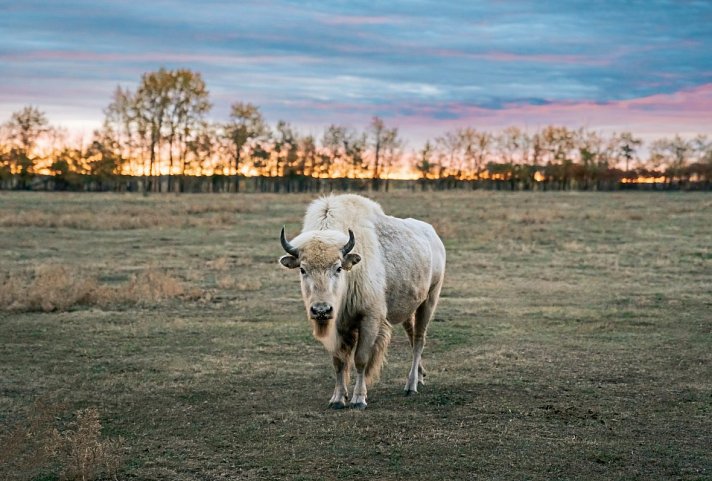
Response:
[403, 317, 426, 386]
[405, 287, 440, 394]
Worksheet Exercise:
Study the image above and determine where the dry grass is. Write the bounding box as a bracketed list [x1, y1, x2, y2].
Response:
[0, 401, 124, 481]
[0, 265, 200, 312]
[0, 195, 256, 230]
[54, 408, 124, 481]
[0, 191, 710, 481]
[0, 265, 96, 312]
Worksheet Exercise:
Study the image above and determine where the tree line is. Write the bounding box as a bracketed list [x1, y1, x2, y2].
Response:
[1, 67, 710, 192]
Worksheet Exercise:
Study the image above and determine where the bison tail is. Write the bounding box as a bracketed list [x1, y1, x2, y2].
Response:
[365, 320, 392, 385]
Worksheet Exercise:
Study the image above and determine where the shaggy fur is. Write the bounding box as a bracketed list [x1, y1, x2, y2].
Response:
[280, 194, 446, 408]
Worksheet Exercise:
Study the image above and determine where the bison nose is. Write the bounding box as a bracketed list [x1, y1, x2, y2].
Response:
[310, 303, 333, 320]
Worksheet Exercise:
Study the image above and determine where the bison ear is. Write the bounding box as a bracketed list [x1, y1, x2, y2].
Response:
[279, 255, 300, 269]
[342, 253, 361, 271]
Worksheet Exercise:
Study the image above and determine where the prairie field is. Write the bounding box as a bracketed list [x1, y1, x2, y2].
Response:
[0, 190, 710, 481]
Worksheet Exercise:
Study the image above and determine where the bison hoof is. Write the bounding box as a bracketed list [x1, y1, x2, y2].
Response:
[328, 401, 347, 410]
[350, 402, 367, 410]
[404, 389, 418, 396]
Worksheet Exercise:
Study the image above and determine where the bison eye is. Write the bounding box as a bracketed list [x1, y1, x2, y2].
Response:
[299, 268, 306, 275]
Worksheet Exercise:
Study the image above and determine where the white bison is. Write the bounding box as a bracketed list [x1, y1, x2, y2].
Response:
[279, 194, 446, 409]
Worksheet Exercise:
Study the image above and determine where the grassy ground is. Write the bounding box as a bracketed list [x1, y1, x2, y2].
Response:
[1, 191, 710, 481]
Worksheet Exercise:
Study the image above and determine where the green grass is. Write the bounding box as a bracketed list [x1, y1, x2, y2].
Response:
[1, 191, 711, 480]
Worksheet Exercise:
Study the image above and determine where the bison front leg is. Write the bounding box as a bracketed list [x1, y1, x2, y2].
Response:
[351, 360, 368, 409]
[328, 355, 350, 409]
[351, 317, 391, 410]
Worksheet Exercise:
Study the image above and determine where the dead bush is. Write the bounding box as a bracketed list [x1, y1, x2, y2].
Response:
[92, 268, 203, 307]
[54, 408, 124, 481]
[119, 268, 186, 303]
[0, 265, 95, 312]
[0, 403, 123, 481]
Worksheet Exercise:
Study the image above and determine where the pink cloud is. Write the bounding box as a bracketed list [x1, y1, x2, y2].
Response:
[390, 83, 712, 141]
[283, 84, 712, 146]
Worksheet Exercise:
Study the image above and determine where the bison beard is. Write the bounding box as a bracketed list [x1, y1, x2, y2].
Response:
[311, 317, 339, 354]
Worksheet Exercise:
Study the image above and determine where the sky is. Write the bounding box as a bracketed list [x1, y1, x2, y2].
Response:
[1, 0, 711, 146]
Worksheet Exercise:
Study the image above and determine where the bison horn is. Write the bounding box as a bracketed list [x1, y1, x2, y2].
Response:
[341, 229, 356, 256]
[280, 226, 299, 257]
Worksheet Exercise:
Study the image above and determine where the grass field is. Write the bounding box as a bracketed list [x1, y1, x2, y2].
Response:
[1, 191, 710, 481]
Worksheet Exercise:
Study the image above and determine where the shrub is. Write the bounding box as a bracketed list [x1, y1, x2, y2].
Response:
[0, 402, 124, 481]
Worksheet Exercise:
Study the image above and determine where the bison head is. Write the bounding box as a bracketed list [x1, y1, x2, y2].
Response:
[279, 227, 361, 333]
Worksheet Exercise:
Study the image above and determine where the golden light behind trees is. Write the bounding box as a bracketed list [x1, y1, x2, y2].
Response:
[0, 68, 711, 191]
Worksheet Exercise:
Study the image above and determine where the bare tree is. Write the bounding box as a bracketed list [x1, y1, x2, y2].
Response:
[539, 126, 577, 189]
[272, 120, 300, 179]
[435, 131, 462, 179]
[2, 106, 51, 189]
[650, 135, 692, 184]
[690, 135, 712, 185]
[223, 102, 268, 191]
[184, 121, 216, 183]
[458, 128, 490, 181]
[414, 141, 435, 190]
[165, 69, 211, 191]
[615, 131, 642, 173]
[298, 134, 318, 177]
[102, 86, 135, 176]
[576, 129, 603, 189]
[369, 116, 400, 189]
[134, 69, 175, 191]
[85, 133, 125, 189]
[495, 126, 532, 188]
[320, 124, 367, 177]
[380, 127, 403, 191]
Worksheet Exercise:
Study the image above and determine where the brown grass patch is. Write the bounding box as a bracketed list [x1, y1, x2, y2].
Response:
[0, 193, 268, 235]
[0, 265, 201, 312]
[0, 265, 96, 312]
[0, 209, 177, 230]
[236, 279, 263, 291]
[206, 256, 229, 271]
[216, 274, 237, 289]
[214, 274, 262, 291]
[0, 202, 251, 230]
